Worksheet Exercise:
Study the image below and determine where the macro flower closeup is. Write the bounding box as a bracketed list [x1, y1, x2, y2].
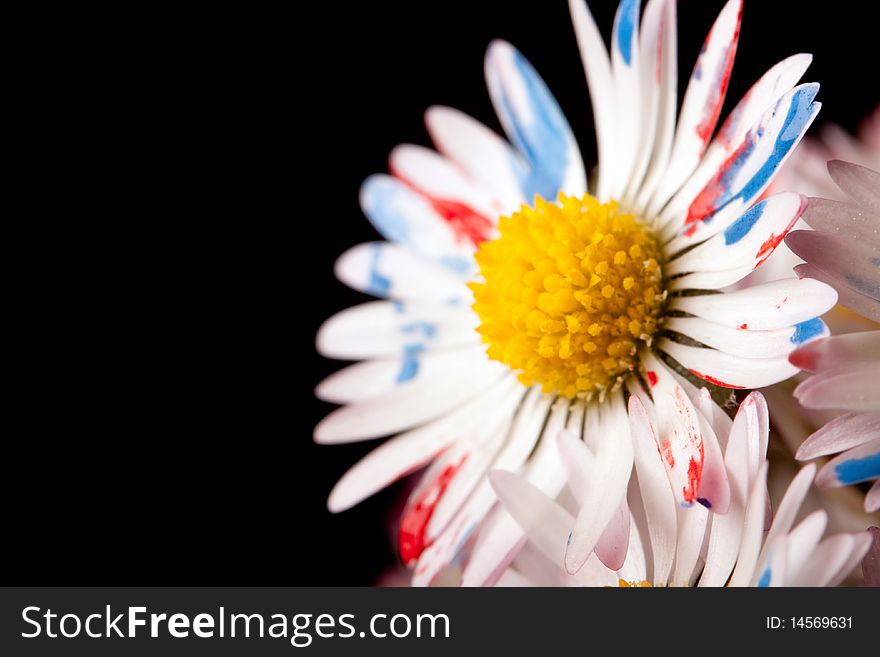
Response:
[785, 161, 880, 512]
[489, 392, 873, 586]
[315, 0, 844, 585]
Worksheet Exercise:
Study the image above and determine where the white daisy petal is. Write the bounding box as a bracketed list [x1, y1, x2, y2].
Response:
[658, 338, 798, 389]
[316, 300, 479, 360]
[314, 361, 507, 444]
[793, 262, 880, 323]
[784, 510, 828, 582]
[699, 392, 765, 586]
[827, 159, 880, 215]
[594, 496, 631, 572]
[755, 536, 788, 587]
[425, 106, 526, 214]
[647, 0, 742, 216]
[411, 388, 552, 586]
[315, 346, 489, 404]
[564, 390, 633, 574]
[665, 192, 805, 277]
[790, 534, 856, 587]
[461, 399, 571, 586]
[668, 278, 838, 331]
[614, 511, 647, 583]
[484, 40, 587, 200]
[786, 230, 879, 301]
[664, 316, 828, 360]
[795, 412, 880, 460]
[360, 175, 475, 270]
[608, 0, 641, 200]
[728, 461, 769, 586]
[815, 438, 880, 488]
[325, 377, 518, 512]
[335, 242, 470, 303]
[568, 0, 617, 201]
[672, 503, 709, 587]
[825, 531, 873, 587]
[633, 0, 677, 213]
[693, 389, 730, 514]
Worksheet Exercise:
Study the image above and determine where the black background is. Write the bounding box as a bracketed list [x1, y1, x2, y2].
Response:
[9, 1, 876, 586]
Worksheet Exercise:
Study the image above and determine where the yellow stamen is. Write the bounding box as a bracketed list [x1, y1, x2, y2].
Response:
[470, 194, 663, 399]
[618, 579, 653, 587]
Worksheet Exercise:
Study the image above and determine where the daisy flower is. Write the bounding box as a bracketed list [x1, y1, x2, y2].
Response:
[489, 391, 874, 586]
[785, 161, 880, 512]
[316, 0, 838, 585]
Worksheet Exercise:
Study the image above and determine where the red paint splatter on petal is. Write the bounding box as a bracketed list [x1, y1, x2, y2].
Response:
[428, 197, 494, 246]
[775, 295, 789, 310]
[646, 371, 658, 387]
[683, 456, 704, 504]
[756, 232, 784, 261]
[684, 137, 750, 227]
[398, 455, 468, 566]
[738, 323, 748, 330]
[688, 368, 746, 389]
[661, 439, 675, 468]
[693, 7, 741, 148]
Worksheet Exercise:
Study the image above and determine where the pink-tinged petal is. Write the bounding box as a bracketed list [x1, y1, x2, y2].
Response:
[664, 84, 821, 252]
[628, 393, 677, 585]
[564, 390, 633, 574]
[793, 367, 880, 412]
[665, 316, 828, 360]
[641, 353, 705, 507]
[594, 496, 631, 572]
[556, 427, 595, 504]
[802, 197, 880, 244]
[655, 53, 812, 231]
[461, 399, 571, 586]
[335, 242, 470, 303]
[728, 461, 769, 586]
[827, 160, 880, 215]
[669, 277, 838, 331]
[313, 360, 507, 444]
[488, 469, 573, 570]
[615, 512, 648, 584]
[867, 481, 880, 513]
[665, 193, 806, 277]
[425, 106, 525, 214]
[316, 300, 479, 360]
[793, 262, 880, 323]
[786, 230, 879, 301]
[632, 0, 677, 213]
[568, 0, 618, 201]
[862, 526, 880, 586]
[389, 145, 501, 244]
[657, 338, 798, 389]
[826, 532, 874, 587]
[693, 389, 730, 514]
[790, 534, 855, 587]
[484, 40, 587, 199]
[815, 438, 880, 488]
[325, 378, 518, 511]
[789, 331, 880, 373]
[316, 346, 489, 405]
[360, 175, 476, 269]
[795, 412, 880, 460]
[647, 0, 742, 215]
[785, 510, 828, 581]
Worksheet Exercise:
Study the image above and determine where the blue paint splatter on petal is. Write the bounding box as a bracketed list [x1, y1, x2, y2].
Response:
[723, 201, 766, 245]
[697, 497, 712, 509]
[440, 256, 472, 274]
[401, 322, 437, 339]
[616, 0, 638, 66]
[757, 567, 772, 587]
[497, 50, 570, 202]
[362, 176, 410, 243]
[367, 243, 391, 296]
[790, 318, 826, 345]
[397, 343, 425, 383]
[834, 452, 880, 485]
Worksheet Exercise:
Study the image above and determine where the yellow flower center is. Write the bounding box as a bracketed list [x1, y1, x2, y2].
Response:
[617, 579, 653, 587]
[471, 194, 664, 399]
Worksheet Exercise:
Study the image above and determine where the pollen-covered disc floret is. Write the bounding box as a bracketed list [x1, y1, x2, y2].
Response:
[471, 194, 664, 399]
